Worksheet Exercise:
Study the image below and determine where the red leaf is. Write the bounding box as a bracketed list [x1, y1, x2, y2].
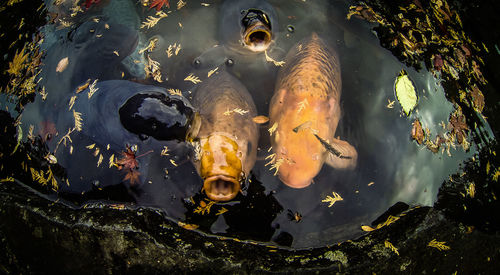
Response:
[150, 0, 170, 11]
[116, 146, 139, 170]
[123, 169, 141, 185]
[83, 0, 101, 10]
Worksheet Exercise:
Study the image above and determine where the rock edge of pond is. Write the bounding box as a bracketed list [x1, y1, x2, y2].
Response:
[1, 180, 498, 274]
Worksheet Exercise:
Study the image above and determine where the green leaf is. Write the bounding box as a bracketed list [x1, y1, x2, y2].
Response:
[394, 70, 417, 116]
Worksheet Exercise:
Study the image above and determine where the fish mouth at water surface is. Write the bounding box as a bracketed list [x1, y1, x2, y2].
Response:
[203, 175, 241, 201]
[241, 9, 273, 52]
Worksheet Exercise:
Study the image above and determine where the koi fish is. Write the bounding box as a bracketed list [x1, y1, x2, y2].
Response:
[191, 71, 259, 201]
[269, 33, 357, 188]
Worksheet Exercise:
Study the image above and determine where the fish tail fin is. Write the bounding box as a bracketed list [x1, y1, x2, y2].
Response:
[324, 138, 357, 170]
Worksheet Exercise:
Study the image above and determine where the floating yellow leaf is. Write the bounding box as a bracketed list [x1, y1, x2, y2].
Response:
[394, 69, 417, 116]
[73, 110, 83, 131]
[268, 122, 278, 136]
[207, 67, 218, 78]
[322, 192, 343, 207]
[184, 73, 202, 84]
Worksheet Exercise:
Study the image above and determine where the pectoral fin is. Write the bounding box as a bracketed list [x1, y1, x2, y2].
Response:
[324, 138, 357, 170]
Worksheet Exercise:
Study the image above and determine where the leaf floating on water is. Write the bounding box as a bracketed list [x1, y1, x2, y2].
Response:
[184, 73, 202, 84]
[56, 57, 69, 73]
[268, 122, 278, 136]
[224, 108, 249, 116]
[321, 192, 343, 207]
[97, 154, 103, 167]
[207, 67, 218, 78]
[177, 0, 186, 10]
[170, 159, 178, 167]
[167, 88, 182, 96]
[252, 115, 269, 124]
[264, 50, 285, 67]
[394, 69, 417, 116]
[428, 239, 450, 251]
[87, 79, 99, 99]
[386, 99, 395, 109]
[73, 110, 83, 131]
[140, 11, 168, 29]
[76, 79, 91, 93]
[297, 99, 308, 113]
[411, 119, 425, 144]
[109, 154, 115, 168]
[292, 121, 313, 133]
[139, 38, 159, 54]
[68, 95, 77, 110]
[313, 134, 351, 159]
[161, 146, 170, 156]
[86, 143, 96, 149]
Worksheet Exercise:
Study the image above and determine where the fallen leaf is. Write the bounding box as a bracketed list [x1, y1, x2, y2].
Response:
[253, 115, 269, 124]
[150, 0, 170, 11]
[123, 169, 141, 185]
[56, 57, 69, 72]
[394, 69, 417, 116]
[411, 119, 425, 144]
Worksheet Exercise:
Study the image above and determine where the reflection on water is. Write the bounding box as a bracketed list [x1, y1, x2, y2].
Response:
[18, 0, 476, 248]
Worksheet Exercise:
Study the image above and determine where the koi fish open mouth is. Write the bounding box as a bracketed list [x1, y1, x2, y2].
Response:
[241, 9, 272, 52]
[203, 175, 241, 201]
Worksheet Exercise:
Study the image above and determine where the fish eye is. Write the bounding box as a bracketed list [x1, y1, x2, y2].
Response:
[287, 25, 295, 33]
[193, 58, 201, 68]
[225, 58, 234, 66]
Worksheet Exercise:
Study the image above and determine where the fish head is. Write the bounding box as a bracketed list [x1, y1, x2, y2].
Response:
[241, 9, 273, 52]
[273, 127, 326, 189]
[69, 18, 138, 63]
[199, 134, 246, 201]
[219, 0, 278, 54]
[269, 90, 335, 189]
[66, 19, 139, 86]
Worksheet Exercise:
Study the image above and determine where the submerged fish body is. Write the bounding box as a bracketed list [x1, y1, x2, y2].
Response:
[219, 0, 278, 54]
[40, 19, 138, 108]
[21, 19, 139, 133]
[53, 80, 195, 150]
[269, 33, 357, 188]
[192, 71, 259, 201]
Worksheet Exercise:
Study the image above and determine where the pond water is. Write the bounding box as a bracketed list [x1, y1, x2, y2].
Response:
[17, 0, 476, 248]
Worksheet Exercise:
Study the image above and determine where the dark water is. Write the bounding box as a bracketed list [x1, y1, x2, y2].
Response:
[14, 0, 487, 248]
